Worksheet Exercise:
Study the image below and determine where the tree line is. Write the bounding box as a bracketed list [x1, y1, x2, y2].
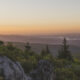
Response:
[0, 38, 80, 80]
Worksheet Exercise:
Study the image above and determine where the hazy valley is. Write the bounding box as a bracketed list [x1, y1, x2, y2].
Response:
[0, 34, 80, 58]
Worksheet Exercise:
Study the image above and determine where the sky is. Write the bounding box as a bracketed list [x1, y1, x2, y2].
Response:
[0, 0, 80, 35]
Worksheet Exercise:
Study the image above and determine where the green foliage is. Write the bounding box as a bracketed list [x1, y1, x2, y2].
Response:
[0, 40, 80, 80]
[55, 68, 77, 80]
[0, 41, 4, 46]
[45, 45, 50, 53]
[21, 60, 35, 74]
[25, 42, 31, 52]
[41, 49, 46, 56]
[41, 45, 51, 57]
[6, 42, 15, 50]
[54, 59, 71, 68]
[58, 38, 73, 61]
[0, 43, 24, 61]
[72, 64, 80, 79]
[0, 69, 4, 80]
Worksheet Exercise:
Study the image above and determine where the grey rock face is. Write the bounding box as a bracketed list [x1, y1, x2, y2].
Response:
[0, 56, 31, 80]
[30, 60, 54, 80]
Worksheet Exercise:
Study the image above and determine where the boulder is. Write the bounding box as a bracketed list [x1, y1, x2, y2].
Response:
[0, 56, 31, 80]
[30, 60, 55, 80]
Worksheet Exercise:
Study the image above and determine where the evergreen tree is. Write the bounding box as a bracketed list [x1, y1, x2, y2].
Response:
[58, 38, 73, 61]
[41, 48, 46, 57]
[25, 42, 31, 52]
[45, 45, 50, 53]
[0, 40, 4, 46]
[41, 45, 50, 57]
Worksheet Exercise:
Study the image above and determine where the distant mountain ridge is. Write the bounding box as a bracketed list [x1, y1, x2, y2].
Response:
[0, 34, 80, 46]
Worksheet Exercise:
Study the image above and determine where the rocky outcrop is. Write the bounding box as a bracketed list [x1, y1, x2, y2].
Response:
[0, 56, 31, 80]
[0, 56, 55, 80]
[30, 60, 55, 80]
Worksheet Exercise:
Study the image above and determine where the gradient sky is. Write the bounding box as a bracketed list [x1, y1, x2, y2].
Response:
[0, 0, 80, 35]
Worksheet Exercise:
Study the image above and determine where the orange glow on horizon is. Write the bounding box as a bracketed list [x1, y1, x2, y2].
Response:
[0, 24, 80, 35]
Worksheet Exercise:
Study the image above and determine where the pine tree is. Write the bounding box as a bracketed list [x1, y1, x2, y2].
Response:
[0, 40, 4, 46]
[25, 42, 31, 52]
[41, 49, 46, 56]
[46, 45, 50, 54]
[41, 45, 50, 57]
[58, 38, 73, 61]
